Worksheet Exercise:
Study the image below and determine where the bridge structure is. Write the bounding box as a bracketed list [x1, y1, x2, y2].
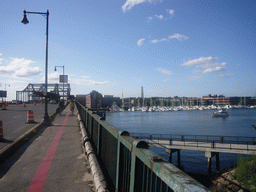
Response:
[76, 102, 210, 192]
[130, 133, 256, 174]
[16, 83, 71, 102]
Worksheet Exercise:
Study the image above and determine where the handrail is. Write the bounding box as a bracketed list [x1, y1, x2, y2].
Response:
[76, 102, 210, 192]
[130, 133, 256, 152]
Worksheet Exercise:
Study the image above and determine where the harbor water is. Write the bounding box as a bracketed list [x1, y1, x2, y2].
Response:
[106, 108, 256, 175]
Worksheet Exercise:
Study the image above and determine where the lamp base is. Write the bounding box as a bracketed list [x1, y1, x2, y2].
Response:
[42, 113, 51, 126]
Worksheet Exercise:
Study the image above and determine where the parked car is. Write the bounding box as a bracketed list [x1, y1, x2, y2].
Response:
[11, 100, 22, 104]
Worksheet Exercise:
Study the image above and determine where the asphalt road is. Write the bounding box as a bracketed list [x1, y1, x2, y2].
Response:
[0, 103, 58, 150]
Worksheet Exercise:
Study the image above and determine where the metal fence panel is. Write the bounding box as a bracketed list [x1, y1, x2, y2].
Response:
[76, 102, 210, 192]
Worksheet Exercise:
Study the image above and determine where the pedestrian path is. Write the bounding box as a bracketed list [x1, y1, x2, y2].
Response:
[0, 106, 95, 192]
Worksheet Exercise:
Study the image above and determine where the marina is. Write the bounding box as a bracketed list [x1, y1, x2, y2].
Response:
[106, 107, 256, 175]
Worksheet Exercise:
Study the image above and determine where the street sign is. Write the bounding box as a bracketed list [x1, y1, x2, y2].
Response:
[0, 90, 7, 97]
[59, 75, 68, 83]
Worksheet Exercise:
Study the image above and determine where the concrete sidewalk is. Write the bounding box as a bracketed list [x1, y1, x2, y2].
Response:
[0, 106, 95, 192]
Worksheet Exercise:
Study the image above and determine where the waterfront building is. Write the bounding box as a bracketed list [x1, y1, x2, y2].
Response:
[102, 95, 121, 108]
[76, 90, 102, 110]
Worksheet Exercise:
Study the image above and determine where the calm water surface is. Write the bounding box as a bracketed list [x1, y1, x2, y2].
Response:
[106, 108, 256, 174]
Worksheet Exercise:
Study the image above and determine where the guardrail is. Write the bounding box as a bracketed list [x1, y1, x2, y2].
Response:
[130, 133, 256, 152]
[76, 102, 210, 192]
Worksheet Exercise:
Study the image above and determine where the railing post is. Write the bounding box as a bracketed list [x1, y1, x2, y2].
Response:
[129, 140, 148, 192]
[97, 123, 101, 155]
[115, 131, 130, 191]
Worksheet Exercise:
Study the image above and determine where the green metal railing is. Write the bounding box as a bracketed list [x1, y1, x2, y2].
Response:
[76, 102, 210, 192]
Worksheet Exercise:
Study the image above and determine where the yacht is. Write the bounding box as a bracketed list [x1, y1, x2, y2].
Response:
[212, 108, 229, 117]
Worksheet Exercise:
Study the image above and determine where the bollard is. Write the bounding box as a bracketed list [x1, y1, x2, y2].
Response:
[26, 109, 35, 123]
[0, 121, 3, 140]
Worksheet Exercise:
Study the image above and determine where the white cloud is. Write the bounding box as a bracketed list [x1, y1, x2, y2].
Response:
[155, 14, 164, 19]
[137, 38, 145, 46]
[45, 73, 110, 86]
[150, 34, 188, 44]
[160, 38, 167, 42]
[202, 66, 224, 73]
[0, 57, 42, 77]
[48, 72, 59, 82]
[181, 57, 228, 74]
[156, 67, 173, 75]
[148, 17, 153, 20]
[151, 39, 158, 43]
[70, 76, 109, 86]
[181, 56, 218, 67]
[167, 9, 174, 15]
[168, 33, 188, 41]
[122, 0, 159, 12]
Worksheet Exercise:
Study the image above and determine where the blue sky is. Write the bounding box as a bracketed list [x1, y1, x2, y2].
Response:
[1, 0, 256, 100]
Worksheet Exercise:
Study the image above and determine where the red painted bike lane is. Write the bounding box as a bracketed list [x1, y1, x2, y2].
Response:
[27, 111, 70, 192]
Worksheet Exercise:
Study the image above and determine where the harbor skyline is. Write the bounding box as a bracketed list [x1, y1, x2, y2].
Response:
[1, 0, 256, 101]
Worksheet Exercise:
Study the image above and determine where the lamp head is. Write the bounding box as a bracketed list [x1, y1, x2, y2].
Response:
[21, 10, 29, 24]
[54, 66, 57, 71]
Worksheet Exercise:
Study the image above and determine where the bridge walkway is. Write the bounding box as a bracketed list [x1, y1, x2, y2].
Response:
[147, 139, 256, 155]
[132, 133, 256, 174]
[0, 106, 95, 192]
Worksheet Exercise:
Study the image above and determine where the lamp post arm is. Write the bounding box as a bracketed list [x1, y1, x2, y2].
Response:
[25, 11, 48, 15]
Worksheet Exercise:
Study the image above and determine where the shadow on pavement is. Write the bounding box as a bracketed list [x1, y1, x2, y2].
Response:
[0, 139, 13, 143]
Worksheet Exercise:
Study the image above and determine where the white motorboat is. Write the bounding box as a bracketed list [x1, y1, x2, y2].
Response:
[212, 108, 229, 117]
[109, 102, 120, 112]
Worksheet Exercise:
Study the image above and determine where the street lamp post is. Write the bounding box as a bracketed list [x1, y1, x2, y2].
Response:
[21, 10, 50, 124]
[54, 66, 65, 100]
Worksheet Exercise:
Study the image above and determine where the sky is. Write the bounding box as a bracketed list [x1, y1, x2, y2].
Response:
[1, 0, 256, 101]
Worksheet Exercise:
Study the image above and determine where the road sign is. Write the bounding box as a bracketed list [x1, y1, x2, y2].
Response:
[0, 91, 7, 97]
[59, 75, 68, 83]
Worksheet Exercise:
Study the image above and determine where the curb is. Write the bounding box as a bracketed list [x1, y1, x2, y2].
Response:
[0, 111, 58, 163]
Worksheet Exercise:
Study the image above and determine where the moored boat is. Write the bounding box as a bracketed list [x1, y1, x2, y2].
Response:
[212, 108, 229, 117]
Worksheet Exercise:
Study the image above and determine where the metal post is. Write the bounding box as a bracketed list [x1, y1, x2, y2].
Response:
[55, 65, 65, 100]
[44, 10, 49, 123]
[21, 10, 50, 124]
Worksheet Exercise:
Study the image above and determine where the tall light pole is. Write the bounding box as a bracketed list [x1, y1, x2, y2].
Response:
[54, 65, 65, 100]
[21, 10, 50, 124]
